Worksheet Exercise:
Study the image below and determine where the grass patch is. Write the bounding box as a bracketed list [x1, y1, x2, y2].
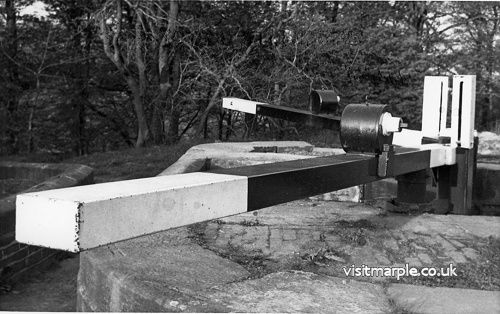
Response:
[1, 139, 210, 183]
[67, 139, 209, 183]
[68, 139, 208, 182]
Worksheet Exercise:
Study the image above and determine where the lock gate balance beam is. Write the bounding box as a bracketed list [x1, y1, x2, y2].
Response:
[16, 144, 452, 253]
[15, 75, 476, 252]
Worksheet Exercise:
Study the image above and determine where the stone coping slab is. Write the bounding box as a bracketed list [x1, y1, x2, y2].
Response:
[159, 141, 344, 176]
[387, 283, 500, 314]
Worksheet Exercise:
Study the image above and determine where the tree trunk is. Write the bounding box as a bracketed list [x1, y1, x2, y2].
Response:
[126, 76, 150, 147]
[134, 9, 149, 147]
[150, 106, 165, 144]
[27, 78, 41, 153]
[166, 107, 180, 144]
[203, 118, 208, 139]
[330, 2, 339, 23]
[156, 0, 180, 144]
[243, 113, 255, 139]
[81, 18, 93, 155]
[225, 110, 232, 140]
[70, 17, 89, 156]
[197, 78, 226, 135]
[218, 110, 224, 141]
[5, 0, 19, 153]
[485, 7, 498, 130]
[166, 49, 182, 144]
[98, 0, 150, 148]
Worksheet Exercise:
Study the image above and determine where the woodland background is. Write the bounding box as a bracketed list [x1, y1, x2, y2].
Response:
[1, 1, 499, 157]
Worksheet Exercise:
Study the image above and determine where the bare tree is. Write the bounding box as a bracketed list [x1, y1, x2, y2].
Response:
[97, 0, 149, 147]
[3, 0, 20, 153]
[95, 0, 186, 146]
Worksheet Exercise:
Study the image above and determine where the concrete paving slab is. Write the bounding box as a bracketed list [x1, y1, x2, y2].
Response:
[433, 214, 500, 239]
[388, 283, 500, 314]
[199, 201, 500, 287]
[208, 271, 392, 313]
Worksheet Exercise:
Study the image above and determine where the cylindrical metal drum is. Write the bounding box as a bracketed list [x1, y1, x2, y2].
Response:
[309, 90, 339, 114]
[340, 103, 393, 153]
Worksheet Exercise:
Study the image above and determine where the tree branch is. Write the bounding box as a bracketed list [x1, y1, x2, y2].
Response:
[112, 0, 123, 64]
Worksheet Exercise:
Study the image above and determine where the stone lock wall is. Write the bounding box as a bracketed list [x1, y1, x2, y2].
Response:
[473, 163, 500, 215]
[0, 162, 94, 282]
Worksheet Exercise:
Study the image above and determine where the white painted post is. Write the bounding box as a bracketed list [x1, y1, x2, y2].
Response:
[421, 76, 449, 139]
[438, 78, 450, 137]
[451, 75, 476, 149]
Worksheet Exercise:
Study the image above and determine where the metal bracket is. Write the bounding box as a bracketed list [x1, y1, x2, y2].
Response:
[377, 144, 395, 178]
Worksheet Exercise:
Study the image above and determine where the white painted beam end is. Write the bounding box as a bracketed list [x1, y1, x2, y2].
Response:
[222, 98, 266, 115]
[16, 195, 81, 252]
[16, 172, 248, 252]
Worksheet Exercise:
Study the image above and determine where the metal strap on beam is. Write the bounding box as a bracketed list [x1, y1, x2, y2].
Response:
[255, 103, 341, 130]
[223, 98, 341, 130]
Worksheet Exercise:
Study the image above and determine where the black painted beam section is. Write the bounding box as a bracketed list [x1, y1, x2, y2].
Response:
[392, 149, 431, 175]
[255, 103, 341, 130]
[211, 147, 433, 211]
